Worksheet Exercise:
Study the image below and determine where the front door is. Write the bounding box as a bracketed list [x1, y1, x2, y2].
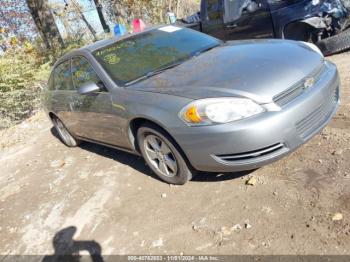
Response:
[222, 0, 274, 40]
[69, 57, 126, 147]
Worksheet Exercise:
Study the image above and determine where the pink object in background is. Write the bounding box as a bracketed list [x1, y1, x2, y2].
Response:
[132, 19, 146, 33]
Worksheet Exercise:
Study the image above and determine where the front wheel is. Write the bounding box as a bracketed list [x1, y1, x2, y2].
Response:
[317, 28, 350, 56]
[137, 124, 193, 185]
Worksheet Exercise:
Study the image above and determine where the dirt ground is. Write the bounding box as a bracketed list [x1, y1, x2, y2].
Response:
[0, 52, 349, 257]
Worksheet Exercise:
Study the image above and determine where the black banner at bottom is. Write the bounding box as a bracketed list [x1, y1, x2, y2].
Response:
[1, 255, 350, 262]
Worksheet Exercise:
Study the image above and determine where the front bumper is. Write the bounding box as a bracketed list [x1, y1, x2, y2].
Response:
[172, 61, 340, 172]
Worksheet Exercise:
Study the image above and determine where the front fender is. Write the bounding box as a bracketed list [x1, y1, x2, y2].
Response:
[301, 17, 328, 29]
[271, 0, 348, 37]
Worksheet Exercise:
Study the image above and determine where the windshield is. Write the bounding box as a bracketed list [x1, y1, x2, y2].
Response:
[93, 26, 220, 86]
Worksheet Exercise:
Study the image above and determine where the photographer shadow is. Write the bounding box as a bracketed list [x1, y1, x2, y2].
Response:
[42, 226, 104, 262]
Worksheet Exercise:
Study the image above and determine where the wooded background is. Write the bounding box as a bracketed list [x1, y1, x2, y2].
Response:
[0, 0, 198, 129]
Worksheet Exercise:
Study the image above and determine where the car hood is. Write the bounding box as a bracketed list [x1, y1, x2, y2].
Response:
[130, 39, 324, 103]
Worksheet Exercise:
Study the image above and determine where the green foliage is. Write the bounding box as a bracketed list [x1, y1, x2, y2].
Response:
[0, 0, 200, 129]
[0, 38, 90, 129]
[0, 50, 51, 129]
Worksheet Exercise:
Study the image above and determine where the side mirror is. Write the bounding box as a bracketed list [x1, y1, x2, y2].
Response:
[246, 2, 259, 13]
[77, 82, 101, 95]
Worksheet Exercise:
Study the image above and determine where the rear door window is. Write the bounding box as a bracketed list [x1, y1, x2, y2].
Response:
[207, 0, 224, 20]
[53, 60, 73, 91]
[223, 0, 252, 23]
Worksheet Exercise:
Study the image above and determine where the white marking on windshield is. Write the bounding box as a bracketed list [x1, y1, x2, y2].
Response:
[158, 25, 182, 33]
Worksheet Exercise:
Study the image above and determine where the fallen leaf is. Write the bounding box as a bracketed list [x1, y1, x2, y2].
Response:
[332, 213, 343, 221]
[246, 177, 257, 186]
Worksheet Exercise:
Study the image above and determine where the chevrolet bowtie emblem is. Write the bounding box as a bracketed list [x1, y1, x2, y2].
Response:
[304, 77, 315, 89]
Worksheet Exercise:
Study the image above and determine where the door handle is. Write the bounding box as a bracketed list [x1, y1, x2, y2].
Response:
[70, 100, 82, 107]
[74, 100, 83, 106]
[225, 24, 238, 29]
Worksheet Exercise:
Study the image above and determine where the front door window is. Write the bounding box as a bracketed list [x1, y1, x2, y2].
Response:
[71, 57, 104, 91]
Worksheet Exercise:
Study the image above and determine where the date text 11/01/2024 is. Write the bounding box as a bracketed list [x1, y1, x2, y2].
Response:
[127, 255, 219, 261]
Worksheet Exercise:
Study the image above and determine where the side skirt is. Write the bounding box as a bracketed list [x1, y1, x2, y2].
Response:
[76, 136, 141, 156]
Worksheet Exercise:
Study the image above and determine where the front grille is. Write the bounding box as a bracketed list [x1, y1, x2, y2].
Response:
[215, 143, 285, 162]
[273, 64, 326, 107]
[296, 86, 339, 140]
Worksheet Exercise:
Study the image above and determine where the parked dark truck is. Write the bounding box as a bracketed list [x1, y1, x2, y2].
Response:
[179, 0, 350, 55]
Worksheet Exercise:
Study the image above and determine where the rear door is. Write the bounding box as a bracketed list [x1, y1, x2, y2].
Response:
[51, 60, 77, 131]
[222, 0, 275, 40]
[69, 57, 126, 147]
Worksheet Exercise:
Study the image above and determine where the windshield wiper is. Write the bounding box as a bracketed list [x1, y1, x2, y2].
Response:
[190, 44, 220, 57]
[125, 61, 184, 86]
[125, 44, 220, 87]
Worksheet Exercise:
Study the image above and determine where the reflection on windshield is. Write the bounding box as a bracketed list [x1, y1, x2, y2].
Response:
[224, 0, 253, 23]
[94, 27, 220, 86]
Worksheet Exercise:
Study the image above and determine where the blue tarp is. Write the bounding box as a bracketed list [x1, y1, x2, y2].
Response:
[114, 24, 127, 37]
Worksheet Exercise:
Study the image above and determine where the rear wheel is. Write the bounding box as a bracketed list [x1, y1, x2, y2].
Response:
[52, 116, 80, 147]
[137, 124, 193, 185]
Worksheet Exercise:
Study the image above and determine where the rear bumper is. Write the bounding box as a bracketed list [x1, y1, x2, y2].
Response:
[171, 61, 340, 172]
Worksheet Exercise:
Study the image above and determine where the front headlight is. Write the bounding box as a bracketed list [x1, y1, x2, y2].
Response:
[179, 98, 265, 126]
[301, 41, 324, 57]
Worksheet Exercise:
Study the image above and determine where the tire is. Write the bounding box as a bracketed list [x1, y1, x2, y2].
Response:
[52, 116, 80, 147]
[137, 123, 193, 185]
[283, 22, 314, 42]
[317, 28, 350, 56]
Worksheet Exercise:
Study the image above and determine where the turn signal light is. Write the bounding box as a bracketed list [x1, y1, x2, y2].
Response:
[185, 106, 202, 123]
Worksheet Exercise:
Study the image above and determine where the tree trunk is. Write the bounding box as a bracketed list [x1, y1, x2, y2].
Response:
[80, 12, 98, 40]
[26, 0, 64, 49]
[93, 0, 110, 33]
[176, 0, 180, 18]
[71, 0, 98, 40]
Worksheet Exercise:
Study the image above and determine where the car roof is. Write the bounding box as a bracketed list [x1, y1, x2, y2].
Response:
[54, 25, 166, 66]
[83, 25, 162, 52]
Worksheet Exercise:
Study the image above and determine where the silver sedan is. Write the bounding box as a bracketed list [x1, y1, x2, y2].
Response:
[44, 26, 340, 184]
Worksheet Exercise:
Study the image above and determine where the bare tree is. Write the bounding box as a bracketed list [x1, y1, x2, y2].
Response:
[70, 0, 97, 40]
[26, 0, 65, 49]
[93, 0, 110, 33]
[50, 2, 71, 39]
[110, 0, 198, 25]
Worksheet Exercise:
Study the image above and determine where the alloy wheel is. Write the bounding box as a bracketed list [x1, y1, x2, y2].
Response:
[143, 134, 178, 177]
